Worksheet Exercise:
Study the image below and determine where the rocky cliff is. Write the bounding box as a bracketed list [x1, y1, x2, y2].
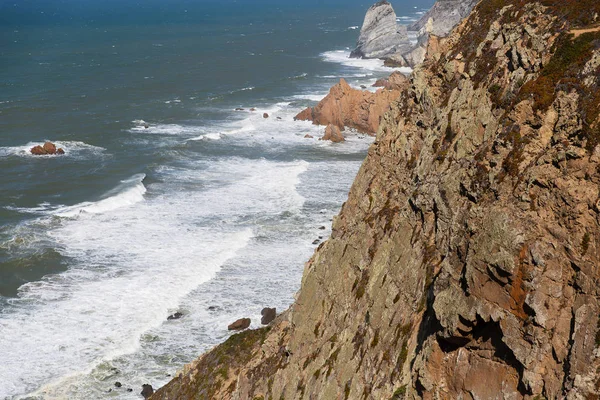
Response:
[352, 0, 478, 67]
[153, 1, 600, 399]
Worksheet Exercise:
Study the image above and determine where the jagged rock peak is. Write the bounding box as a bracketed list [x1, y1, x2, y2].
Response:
[350, 1, 410, 59]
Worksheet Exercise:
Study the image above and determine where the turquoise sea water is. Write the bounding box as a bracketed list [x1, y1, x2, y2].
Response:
[0, 1, 433, 398]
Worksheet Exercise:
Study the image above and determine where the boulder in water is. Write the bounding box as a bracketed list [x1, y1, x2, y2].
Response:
[30, 141, 64, 156]
[321, 124, 344, 143]
[263, 113, 269, 118]
[261, 308, 276, 325]
[141, 384, 154, 399]
[228, 318, 251, 331]
[167, 312, 183, 320]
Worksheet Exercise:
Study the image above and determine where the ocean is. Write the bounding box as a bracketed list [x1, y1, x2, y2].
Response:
[0, 0, 433, 398]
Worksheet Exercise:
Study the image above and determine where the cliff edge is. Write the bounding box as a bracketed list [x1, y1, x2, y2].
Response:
[153, 1, 600, 398]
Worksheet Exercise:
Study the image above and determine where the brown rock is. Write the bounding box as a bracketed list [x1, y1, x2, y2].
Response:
[263, 113, 269, 118]
[260, 308, 276, 325]
[294, 107, 313, 121]
[43, 142, 56, 154]
[227, 318, 251, 331]
[31, 141, 64, 156]
[249, 108, 256, 112]
[292, 78, 405, 135]
[304, 134, 313, 139]
[321, 124, 344, 143]
[372, 71, 409, 90]
[235, 108, 245, 111]
[30, 145, 46, 155]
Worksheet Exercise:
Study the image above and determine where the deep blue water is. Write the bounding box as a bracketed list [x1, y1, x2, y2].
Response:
[0, 1, 433, 398]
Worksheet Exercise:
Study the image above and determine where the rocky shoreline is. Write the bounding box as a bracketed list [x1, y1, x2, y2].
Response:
[152, 0, 600, 398]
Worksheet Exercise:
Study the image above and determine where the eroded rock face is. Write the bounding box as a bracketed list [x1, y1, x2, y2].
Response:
[294, 78, 407, 135]
[350, 1, 411, 59]
[152, 1, 600, 399]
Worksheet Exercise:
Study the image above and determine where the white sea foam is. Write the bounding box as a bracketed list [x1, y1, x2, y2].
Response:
[292, 93, 327, 102]
[0, 154, 313, 399]
[129, 122, 207, 136]
[347, 26, 359, 30]
[321, 50, 394, 73]
[54, 174, 147, 217]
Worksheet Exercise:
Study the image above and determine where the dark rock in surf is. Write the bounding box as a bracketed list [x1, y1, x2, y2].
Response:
[261, 308, 276, 325]
[167, 312, 183, 320]
[263, 113, 269, 118]
[141, 384, 154, 399]
[115, 382, 122, 388]
[228, 318, 251, 331]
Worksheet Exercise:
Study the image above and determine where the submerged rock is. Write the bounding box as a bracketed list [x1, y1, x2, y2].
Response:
[260, 308, 276, 325]
[114, 382, 122, 388]
[228, 318, 251, 331]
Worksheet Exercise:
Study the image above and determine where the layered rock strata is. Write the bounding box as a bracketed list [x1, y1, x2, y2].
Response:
[350, 1, 411, 59]
[153, 1, 600, 399]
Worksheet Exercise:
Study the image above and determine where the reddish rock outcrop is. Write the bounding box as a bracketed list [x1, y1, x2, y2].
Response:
[30, 141, 64, 156]
[227, 318, 251, 331]
[294, 78, 407, 135]
[321, 124, 344, 143]
[372, 71, 410, 90]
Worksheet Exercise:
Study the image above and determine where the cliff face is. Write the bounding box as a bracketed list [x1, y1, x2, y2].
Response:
[153, 1, 600, 399]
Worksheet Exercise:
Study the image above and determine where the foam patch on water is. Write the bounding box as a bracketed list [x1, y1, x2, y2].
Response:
[55, 174, 147, 217]
[321, 50, 413, 75]
[129, 122, 208, 136]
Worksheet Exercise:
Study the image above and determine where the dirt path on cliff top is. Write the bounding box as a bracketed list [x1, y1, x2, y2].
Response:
[570, 25, 600, 37]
